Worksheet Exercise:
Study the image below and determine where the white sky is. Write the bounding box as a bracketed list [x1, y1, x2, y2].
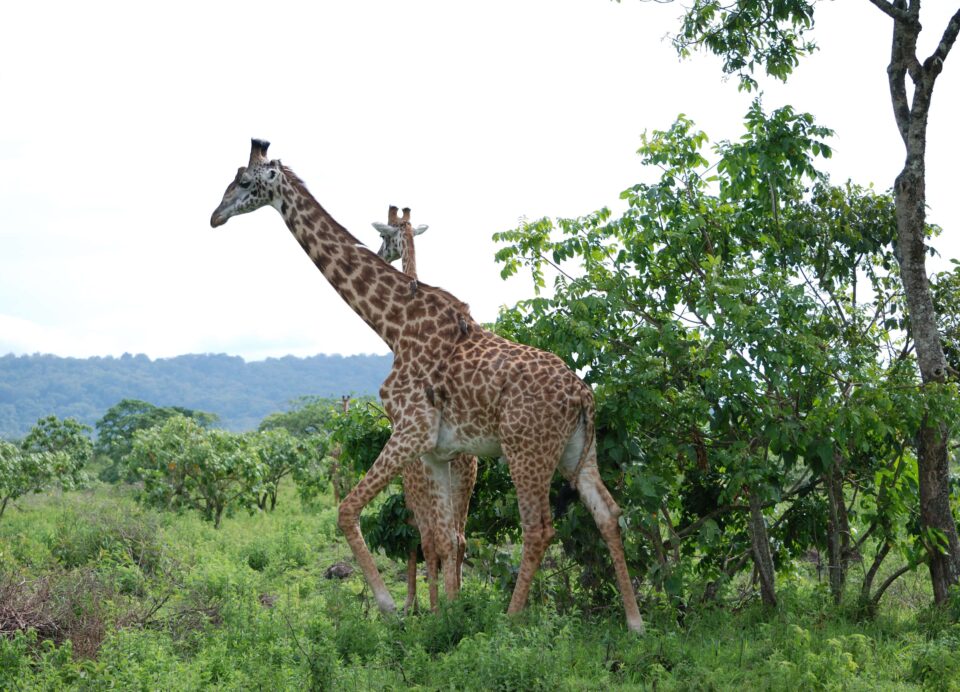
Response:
[1, 1, 958, 361]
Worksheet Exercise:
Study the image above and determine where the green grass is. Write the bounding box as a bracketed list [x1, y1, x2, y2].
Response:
[1, 483, 956, 690]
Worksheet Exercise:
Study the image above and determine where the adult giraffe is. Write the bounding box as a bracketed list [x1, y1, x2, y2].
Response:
[373, 205, 478, 613]
[210, 140, 644, 633]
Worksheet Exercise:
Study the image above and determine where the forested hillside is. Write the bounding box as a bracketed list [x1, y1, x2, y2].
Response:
[0, 352, 392, 438]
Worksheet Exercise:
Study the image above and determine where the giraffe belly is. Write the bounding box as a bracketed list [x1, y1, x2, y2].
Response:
[434, 419, 502, 459]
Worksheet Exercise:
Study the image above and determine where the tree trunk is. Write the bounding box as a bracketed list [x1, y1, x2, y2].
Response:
[894, 137, 960, 605]
[883, 5, 960, 605]
[747, 487, 777, 607]
[0, 495, 8, 519]
[824, 457, 851, 604]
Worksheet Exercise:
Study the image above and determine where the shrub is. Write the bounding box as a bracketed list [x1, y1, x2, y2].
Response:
[246, 543, 270, 572]
[48, 501, 164, 574]
[301, 606, 340, 690]
[404, 586, 507, 656]
[322, 589, 382, 662]
[909, 629, 960, 690]
[0, 568, 112, 658]
[435, 625, 565, 691]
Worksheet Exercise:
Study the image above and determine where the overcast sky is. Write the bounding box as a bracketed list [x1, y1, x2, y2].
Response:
[2, 1, 958, 361]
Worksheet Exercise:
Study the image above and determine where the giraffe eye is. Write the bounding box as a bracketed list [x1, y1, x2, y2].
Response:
[238, 179, 252, 189]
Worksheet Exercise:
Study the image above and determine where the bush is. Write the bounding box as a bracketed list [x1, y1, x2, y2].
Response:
[48, 500, 164, 575]
[415, 589, 506, 654]
[245, 542, 271, 572]
[435, 624, 565, 691]
[909, 628, 960, 690]
[322, 588, 382, 663]
[0, 568, 112, 658]
[301, 605, 340, 690]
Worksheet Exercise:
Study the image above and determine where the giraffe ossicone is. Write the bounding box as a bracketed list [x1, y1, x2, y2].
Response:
[210, 139, 644, 634]
[373, 211, 428, 267]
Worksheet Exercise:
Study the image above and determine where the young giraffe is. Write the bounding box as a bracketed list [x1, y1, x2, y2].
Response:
[210, 140, 644, 633]
[373, 206, 479, 613]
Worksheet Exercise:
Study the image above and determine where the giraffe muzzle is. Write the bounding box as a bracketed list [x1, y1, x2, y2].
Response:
[210, 204, 230, 228]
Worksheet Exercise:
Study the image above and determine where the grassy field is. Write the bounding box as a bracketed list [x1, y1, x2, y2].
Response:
[2, 482, 959, 691]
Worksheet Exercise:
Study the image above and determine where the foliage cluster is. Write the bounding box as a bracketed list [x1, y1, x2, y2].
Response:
[128, 415, 323, 528]
[493, 100, 960, 610]
[0, 416, 91, 520]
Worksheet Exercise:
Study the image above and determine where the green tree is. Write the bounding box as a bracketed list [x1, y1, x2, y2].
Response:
[257, 397, 336, 510]
[128, 416, 262, 528]
[642, 0, 960, 605]
[258, 396, 340, 437]
[494, 104, 929, 609]
[254, 428, 325, 511]
[95, 399, 218, 482]
[0, 441, 65, 520]
[20, 415, 92, 490]
[0, 416, 94, 520]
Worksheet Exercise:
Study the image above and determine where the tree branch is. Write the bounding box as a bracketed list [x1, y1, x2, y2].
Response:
[866, 0, 915, 24]
[881, 1, 921, 145]
[923, 7, 960, 76]
[871, 563, 914, 605]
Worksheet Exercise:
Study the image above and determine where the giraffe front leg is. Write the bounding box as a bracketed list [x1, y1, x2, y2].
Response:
[337, 432, 430, 615]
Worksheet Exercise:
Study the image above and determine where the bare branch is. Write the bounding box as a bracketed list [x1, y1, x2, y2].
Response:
[923, 7, 960, 75]
[871, 563, 914, 605]
[866, 0, 915, 23]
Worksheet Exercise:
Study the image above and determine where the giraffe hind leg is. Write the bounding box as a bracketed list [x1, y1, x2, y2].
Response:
[563, 441, 645, 634]
[502, 446, 560, 617]
[451, 454, 478, 590]
[404, 551, 419, 614]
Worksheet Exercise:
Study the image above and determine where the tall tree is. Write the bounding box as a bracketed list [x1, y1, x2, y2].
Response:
[652, 0, 960, 604]
[95, 399, 217, 482]
[495, 103, 935, 611]
[129, 416, 262, 529]
[20, 415, 92, 489]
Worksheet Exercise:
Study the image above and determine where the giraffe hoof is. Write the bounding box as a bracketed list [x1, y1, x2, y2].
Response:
[376, 593, 398, 614]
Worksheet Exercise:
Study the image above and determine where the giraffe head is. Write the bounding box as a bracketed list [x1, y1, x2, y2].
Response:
[210, 139, 283, 227]
[372, 206, 428, 264]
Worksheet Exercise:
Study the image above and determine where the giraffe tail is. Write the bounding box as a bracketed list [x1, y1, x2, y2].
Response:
[565, 388, 597, 491]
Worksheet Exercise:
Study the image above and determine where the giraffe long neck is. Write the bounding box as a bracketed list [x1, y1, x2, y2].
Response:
[401, 226, 418, 279]
[274, 168, 408, 349]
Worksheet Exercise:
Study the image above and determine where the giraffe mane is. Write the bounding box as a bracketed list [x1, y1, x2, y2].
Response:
[279, 163, 365, 246]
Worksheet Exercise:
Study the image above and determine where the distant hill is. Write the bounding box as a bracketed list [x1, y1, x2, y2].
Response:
[0, 352, 392, 439]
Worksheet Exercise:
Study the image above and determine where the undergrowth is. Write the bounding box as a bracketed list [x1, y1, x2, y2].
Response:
[0, 483, 954, 690]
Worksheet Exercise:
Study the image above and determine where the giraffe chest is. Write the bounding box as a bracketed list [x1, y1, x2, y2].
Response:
[434, 418, 503, 459]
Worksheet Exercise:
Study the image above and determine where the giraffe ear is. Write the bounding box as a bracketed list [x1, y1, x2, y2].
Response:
[413, 225, 429, 236]
[372, 222, 396, 237]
